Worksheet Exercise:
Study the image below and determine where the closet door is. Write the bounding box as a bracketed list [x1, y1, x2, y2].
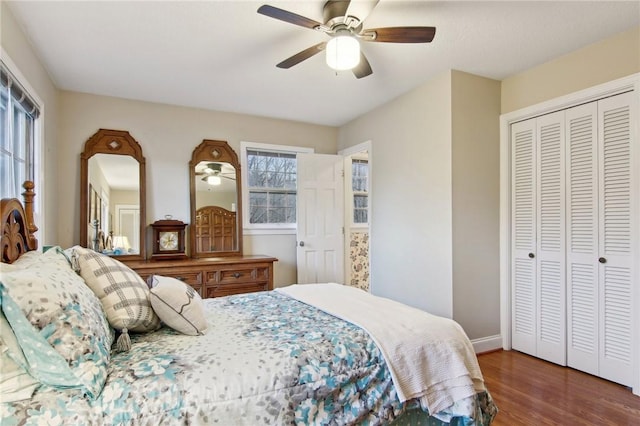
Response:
[566, 102, 599, 376]
[597, 92, 635, 386]
[566, 92, 636, 386]
[535, 111, 566, 365]
[511, 119, 537, 356]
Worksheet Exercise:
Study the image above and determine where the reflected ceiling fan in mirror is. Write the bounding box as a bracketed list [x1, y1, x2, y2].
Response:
[196, 163, 236, 186]
[257, 0, 436, 79]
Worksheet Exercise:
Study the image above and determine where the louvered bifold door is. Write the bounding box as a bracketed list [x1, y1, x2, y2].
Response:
[566, 102, 599, 376]
[597, 92, 635, 387]
[535, 111, 566, 365]
[511, 119, 537, 356]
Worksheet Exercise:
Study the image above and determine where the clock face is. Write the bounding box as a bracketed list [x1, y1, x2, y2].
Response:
[159, 231, 179, 251]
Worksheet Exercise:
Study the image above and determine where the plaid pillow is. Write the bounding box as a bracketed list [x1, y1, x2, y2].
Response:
[73, 247, 160, 342]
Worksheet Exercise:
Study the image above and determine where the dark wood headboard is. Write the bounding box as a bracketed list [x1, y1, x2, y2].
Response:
[1, 181, 38, 263]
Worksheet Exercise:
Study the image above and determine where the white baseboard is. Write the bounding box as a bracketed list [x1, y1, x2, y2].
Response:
[471, 334, 502, 354]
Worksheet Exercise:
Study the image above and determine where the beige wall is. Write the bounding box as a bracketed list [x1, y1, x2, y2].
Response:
[5, 0, 637, 342]
[451, 70, 501, 339]
[502, 26, 640, 114]
[338, 70, 502, 340]
[338, 71, 455, 319]
[1, 2, 60, 246]
[57, 91, 338, 286]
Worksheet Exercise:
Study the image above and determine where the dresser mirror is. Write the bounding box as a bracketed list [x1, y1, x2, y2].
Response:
[80, 129, 146, 261]
[190, 139, 243, 258]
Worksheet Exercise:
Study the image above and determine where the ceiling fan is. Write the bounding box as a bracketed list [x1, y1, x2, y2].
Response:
[196, 163, 236, 186]
[257, 0, 436, 79]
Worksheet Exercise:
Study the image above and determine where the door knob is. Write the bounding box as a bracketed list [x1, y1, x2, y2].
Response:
[528, 253, 535, 258]
[299, 241, 305, 247]
[598, 257, 607, 264]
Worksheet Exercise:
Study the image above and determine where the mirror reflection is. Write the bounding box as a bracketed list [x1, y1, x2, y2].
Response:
[194, 161, 238, 252]
[80, 128, 146, 261]
[189, 139, 243, 258]
[87, 154, 140, 255]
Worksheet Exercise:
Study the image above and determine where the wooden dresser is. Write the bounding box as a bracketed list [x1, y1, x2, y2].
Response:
[127, 255, 277, 298]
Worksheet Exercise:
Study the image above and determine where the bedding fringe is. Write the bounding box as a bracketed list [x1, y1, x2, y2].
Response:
[116, 328, 131, 352]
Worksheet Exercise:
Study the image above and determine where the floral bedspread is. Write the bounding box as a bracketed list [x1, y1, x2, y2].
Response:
[2, 291, 496, 425]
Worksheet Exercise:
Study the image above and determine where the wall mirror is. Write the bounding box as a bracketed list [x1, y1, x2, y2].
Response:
[80, 129, 146, 261]
[190, 139, 243, 258]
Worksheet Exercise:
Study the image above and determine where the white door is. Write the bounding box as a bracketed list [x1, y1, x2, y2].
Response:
[566, 101, 599, 376]
[296, 153, 344, 284]
[597, 92, 634, 386]
[511, 119, 538, 356]
[115, 204, 140, 253]
[535, 111, 566, 365]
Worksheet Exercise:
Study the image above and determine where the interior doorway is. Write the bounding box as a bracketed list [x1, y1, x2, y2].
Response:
[339, 141, 371, 292]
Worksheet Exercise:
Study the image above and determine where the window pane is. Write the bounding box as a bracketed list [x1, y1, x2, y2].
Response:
[247, 149, 298, 224]
[352, 160, 368, 224]
[352, 160, 368, 192]
[354, 209, 368, 224]
[354, 195, 368, 209]
[249, 192, 268, 223]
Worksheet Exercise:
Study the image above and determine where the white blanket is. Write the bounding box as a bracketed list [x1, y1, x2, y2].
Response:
[276, 283, 486, 414]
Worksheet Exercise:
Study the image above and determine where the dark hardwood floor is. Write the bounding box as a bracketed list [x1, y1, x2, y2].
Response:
[477, 350, 640, 425]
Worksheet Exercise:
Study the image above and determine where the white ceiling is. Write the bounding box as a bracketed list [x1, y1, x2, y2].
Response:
[7, 1, 639, 127]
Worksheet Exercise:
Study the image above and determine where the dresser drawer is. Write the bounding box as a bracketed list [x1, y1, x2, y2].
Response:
[218, 267, 258, 284]
[169, 271, 203, 287]
[126, 256, 276, 299]
[206, 282, 269, 298]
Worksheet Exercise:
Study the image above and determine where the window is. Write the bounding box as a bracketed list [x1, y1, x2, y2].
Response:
[0, 60, 40, 199]
[352, 159, 368, 224]
[241, 142, 312, 231]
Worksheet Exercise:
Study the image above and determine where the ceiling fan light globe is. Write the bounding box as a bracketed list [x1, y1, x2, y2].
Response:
[206, 175, 222, 186]
[326, 35, 360, 71]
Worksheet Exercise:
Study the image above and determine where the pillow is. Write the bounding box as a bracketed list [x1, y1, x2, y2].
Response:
[0, 247, 113, 399]
[148, 275, 207, 336]
[0, 308, 40, 402]
[72, 247, 160, 350]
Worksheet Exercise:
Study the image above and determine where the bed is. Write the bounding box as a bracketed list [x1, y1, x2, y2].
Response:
[0, 182, 497, 425]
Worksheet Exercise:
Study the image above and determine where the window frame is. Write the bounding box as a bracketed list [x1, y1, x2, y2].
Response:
[0, 50, 44, 240]
[240, 141, 313, 235]
[351, 158, 369, 227]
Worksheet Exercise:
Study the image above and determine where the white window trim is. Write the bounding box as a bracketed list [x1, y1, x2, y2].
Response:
[240, 141, 313, 235]
[1, 48, 45, 244]
[339, 141, 371, 230]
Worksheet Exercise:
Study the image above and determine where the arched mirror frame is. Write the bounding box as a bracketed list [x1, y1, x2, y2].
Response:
[190, 139, 243, 258]
[80, 129, 146, 261]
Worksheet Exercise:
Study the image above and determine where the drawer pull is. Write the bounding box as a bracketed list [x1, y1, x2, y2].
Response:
[175, 276, 186, 281]
[233, 272, 241, 279]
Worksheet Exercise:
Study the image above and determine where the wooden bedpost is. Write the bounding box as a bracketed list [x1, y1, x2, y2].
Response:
[22, 180, 38, 249]
[1, 180, 38, 263]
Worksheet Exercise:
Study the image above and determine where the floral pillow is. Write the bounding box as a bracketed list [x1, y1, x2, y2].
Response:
[148, 275, 207, 336]
[0, 247, 114, 399]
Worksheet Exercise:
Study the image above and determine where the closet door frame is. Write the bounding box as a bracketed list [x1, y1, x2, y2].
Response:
[499, 73, 640, 396]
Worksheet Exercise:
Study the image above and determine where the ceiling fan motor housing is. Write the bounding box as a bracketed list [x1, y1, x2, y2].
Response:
[323, 0, 362, 32]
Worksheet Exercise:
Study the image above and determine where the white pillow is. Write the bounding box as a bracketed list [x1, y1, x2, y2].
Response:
[148, 275, 207, 336]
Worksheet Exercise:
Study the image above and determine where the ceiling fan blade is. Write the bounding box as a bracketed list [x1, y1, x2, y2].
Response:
[277, 42, 326, 69]
[257, 5, 321, 30]
[362, 27, 436, 43]
[352, 52, 372, 79]
[345, 0, 380, 25]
